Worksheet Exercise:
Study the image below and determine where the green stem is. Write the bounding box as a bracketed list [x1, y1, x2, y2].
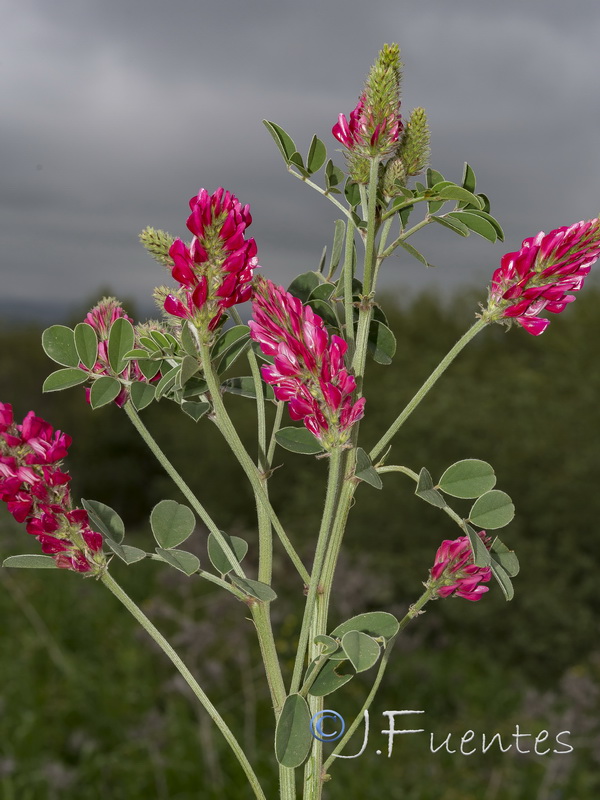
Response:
[267, 402, 285, 466]
[377, 214, 394, 262]
[280, 767, 296, 800]
[290, 448, 344, 694]
[297, 449, 344, 800]
[230, 308, 272, 586]
[370, 318, 487, 462]
[288, 169, 353, 221]
[100, 572, 267, 800]
[380, 195, 430, 222]
[350, 300, 373, 387]
[251, 600, 287, 716]
[342, 218, 357, 360]
[253, 598, 294, 800]
[323, 586, 436, 772]
[376, 465, 419, 481]
[379, 216, 432, 260]
[316, 471, 357, 646]
[123, 402, 246, 579]
[199, 343, 309, 585]
[350, 159, 381, 383]
[377, 465, 479, 537]
[148, 556, 247, 600]
[362, 158, 381, 295]
[298, 653, 329, 698]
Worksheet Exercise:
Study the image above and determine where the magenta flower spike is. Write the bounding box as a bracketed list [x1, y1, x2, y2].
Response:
[0, 403, 106, 575]
[249, 277, 365, 449]
[483, 218, 600, 335]
[427, 532, 492, 602]
[164, 188, 259, 340]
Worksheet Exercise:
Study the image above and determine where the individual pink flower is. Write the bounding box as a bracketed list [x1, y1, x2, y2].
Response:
[249, 277, 365, 449]
[82, 297, 150, 406]
[333, 93, 401, 156]
[164, 188, 259, 340]
[428, 532, 492, 602]
[0, 402, 106, 575]
[483, 218, 600, 335]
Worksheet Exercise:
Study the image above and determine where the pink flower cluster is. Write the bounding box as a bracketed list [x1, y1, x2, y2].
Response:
[249, 277, 365, 448]
[83, 298, 147, 407]
[0, 404, 105, 574]
[485, 218, 600, 335]
[165, 188, 259, 335]
[332, 94, 401, 156]
[428, 532, 492, 602]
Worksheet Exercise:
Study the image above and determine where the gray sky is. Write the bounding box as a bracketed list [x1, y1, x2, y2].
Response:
[2, 0, 599, 317]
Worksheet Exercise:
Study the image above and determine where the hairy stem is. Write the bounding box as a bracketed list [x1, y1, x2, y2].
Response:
[370, 319, 487, 461]
[101, 572, 267, 800]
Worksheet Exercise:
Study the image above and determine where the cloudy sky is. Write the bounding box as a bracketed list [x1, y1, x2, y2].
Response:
[2, 0, 599, 319]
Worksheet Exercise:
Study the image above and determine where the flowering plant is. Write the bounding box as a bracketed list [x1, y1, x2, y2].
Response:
[2, 44, 599, 800]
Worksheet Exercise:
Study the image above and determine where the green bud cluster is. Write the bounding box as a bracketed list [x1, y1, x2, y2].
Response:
[397, 107, 430, 178]
[139, 227, 175, 268]
[152, 284, 175, 312]
[135, 318, 170, 339]
[348, 153, 372, 184]
[382, 157, 407, 198]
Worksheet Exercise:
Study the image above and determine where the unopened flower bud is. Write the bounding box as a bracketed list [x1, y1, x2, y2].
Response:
[397, 107, 430, 177]
[382, 157, 407, 198]
[139, 227, 175, 268]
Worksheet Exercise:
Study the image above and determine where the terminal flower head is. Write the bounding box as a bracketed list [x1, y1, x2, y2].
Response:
[483, 218, 600, 335]
[249, 277, 365, 449]
[333, 44, 402, 173]
[0, 403, 106, 575]
[428, 532, 492, 602]
[163, 188, 259, 342]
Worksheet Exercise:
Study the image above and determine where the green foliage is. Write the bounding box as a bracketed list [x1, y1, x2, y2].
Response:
[207, 532, 248, 575]
[330, 611, 399, 643]
[340, 630, 380, 672]
[354, 448, 383, 490]
[275, 694, 313, 768]
[468, 489, 515, 529]
[42, 324, 79, 367]
[150, 499, 196, 549]
[438, 459, 496, 499]
[154, 547, 200, 575]
[275, 426, 324, 455]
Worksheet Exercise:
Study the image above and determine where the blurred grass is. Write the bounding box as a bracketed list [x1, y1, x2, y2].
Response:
[1, 286, 599, 798]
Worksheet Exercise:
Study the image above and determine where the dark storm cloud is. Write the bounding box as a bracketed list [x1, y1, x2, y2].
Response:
[1, 0, 599, 312]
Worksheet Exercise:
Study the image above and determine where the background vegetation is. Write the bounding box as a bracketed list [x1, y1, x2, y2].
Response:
[1, 285, 599, 799]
